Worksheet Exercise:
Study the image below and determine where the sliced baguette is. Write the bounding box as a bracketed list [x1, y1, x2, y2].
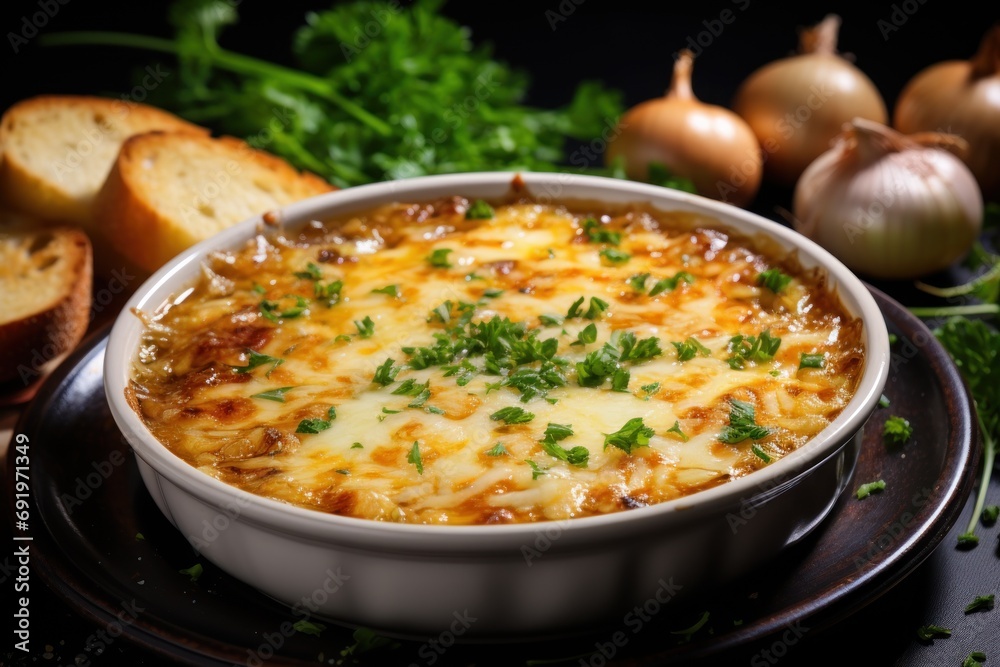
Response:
[96, 131, 335, 272]
[0, 95, 207, 227]
[0, 215, 92, 385]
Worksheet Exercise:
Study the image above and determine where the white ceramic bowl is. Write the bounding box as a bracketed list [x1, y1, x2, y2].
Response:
[105, 172, 889, 640]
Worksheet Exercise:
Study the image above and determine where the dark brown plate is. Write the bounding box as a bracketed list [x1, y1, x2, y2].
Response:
[4, 287, 979, 665]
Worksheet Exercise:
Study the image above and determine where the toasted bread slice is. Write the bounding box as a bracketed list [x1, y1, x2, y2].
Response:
[96, 131, 335, 272]
[0, 215, 92, 385]
[0, 95, 207, 227]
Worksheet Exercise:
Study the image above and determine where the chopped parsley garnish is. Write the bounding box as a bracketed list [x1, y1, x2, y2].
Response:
[441, 359, 477, 386]
[465, 199, 495, 219]
[965, 595, 995, 613]
[490, 406, 535, 424]
[483, 288, 504, 298]
[567, 296, 609, 320]
[727, 330, 781, 369]
[230, 349, 283, 376]
[407, 441, 423, 474]
[373, 358, 400, 385]
[538, 423, 589, 467]
[425, 406, 445, 415]
[371, 284, 400, 297]
[649, 271, 695, 297]
[577, 342, 621, 387]
[381, 407, 401, 415]
[296, 416, 333, 434]
[582, 218, 622, 245]
[603, 417, 654, 454]
[757, 268, 793, 294]
[641, 382, 660, 399]
[799, 352, 825, 369]
[539, 314, 564, 326]
[293, 620, 327, 636]
[354, 315, 375, 338]
[250, 386, 295, 402]
[426, 248, 453, 268]
[617, 332, 663, 362]
[314, 280, 344, 308]
[406, 383, 431, 408]
[251, 282, 266, 294]
[611, 367, 631, 392]
[391, 378, 424, 396]
[751, 443, 772, 463]
[856, 479, 886, 499]
[334, 334, 353, 343]
[963, 652, 987, 667]
[599, 248, 631, 266]
[883, 416, 912, 445]
[294, 262, 322, 280]
[485, 442, 508, 457]
[916, 624, 951, 641]
[351, 442, 364, 449]
[179, 563, 203, 582]
[628, 273, 650, 292]
[571, 323, 598, 347]
[672, 337, 711, 362]
[718, 399, 772, 443]
[260, 295, 309, 322]
[525, 459, 547, 480]
[982, 505, 999, 524]
[666, 420, 688, 442]
[878, 394, 891, 408]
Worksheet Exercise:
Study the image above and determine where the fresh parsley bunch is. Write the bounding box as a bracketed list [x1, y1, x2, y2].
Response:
[59, 0, 624, 188]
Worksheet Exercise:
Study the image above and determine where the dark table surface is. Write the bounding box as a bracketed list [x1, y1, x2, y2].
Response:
[1, 1, 998, 665]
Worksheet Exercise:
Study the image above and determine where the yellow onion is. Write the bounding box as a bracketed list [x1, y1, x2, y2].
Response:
[894, 26, 1000, 200]
[732, 15, 888, 187]
[793, 119, 982, 280]
[605, 49, 762, 207]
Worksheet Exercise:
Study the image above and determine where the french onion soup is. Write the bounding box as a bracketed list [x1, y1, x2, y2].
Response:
[128, 196, 864, 525]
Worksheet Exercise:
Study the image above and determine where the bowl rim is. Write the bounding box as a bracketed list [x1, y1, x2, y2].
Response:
[105, 171, 890, 545]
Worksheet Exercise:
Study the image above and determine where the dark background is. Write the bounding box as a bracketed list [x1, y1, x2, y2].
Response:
[2, 1, 998, 666]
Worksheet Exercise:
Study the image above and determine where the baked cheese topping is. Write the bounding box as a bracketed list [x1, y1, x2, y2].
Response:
[130, 196, 864, 525]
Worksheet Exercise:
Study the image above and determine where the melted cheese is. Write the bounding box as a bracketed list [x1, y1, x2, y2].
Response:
[130, 197, 864, 525]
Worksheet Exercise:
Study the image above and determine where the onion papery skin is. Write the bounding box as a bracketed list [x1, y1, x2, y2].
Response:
[894, 27, 1000, 200]
[605, 50, 762, 208]
[793, 121, 982, 280]
[733, 16, 888, 187]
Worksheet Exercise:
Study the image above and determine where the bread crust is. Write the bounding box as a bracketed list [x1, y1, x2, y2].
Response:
[0, 226, 92, 385]
[97, 131, 335, 272]
[0, 95, 206, 226]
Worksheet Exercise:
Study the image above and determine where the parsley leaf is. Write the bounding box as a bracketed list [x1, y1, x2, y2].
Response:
[525, 459, 547, 480]
[490, 406, 535, 424]
[628, 273, 650, 292]
[296, 417, 332, 434]
[751, 443, 772, 463]
[666, 420, 688, 442]
[179, 563, 203, 582]
[672, 337, 710, 362]
[649, 271, 695, 296]
[584, 297, 610, 319]
[641, 382, 660, 399]
[485, 442, 508, 457]
[354, 315, 375, 338]
[230, 349, 283, 376]
[539, 423, 588, 467]
[856, 479, 886, 499]
[407, 441, 424, 475]
[260, 295, 309, 322]
[599, 248, 631, 266]
[757, 268, 793, 294]
[539, 314, 565, 327]
[465, 199, 495, 219]
[314, 280, 344, 308]
[727, 330, 781, 369]
[718, 399, 772, 443]
[293, 620, 326, 636]
[576, 342, 621, 387]
[371, 284, 400, 297]
[582, 218, 622, 245]
[426, 248, 453, 268]
[965, 595, 995, 613]
[571, 322, 598, 347]
[883, 416, 913, 445]
[611, 367, 631, 392]
[250, 386, 295, 402]
[799, 352, 825, 369]
[603, 417, 654, 454]
[916, 625, 951, 641]
[372, 358, 400, 386]
[293, 262, 322, 280]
